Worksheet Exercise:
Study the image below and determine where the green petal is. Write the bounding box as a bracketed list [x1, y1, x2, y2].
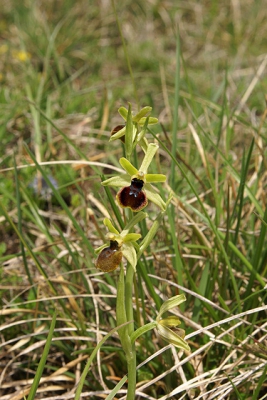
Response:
[103, 218, 120, 235]
[138, 116, 158, 125]
[157, 325, 190, 352]
[158, 294, 187, 319]
[119, 158, 138, 176]
[122, 233, 141, 243]
[118, 106, 128, 121]
[122, 242, 137, 271]
[101, 175, 130, 187]
[145, 183, 166, 210]
[132, 106, 152, 122]
[139, 143, 158, 173]
[158, 316, 181, 328]
[145, 173, 166, 183]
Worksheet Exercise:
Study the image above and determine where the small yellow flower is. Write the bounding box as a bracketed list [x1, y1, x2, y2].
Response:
[12, 50, 31, 62]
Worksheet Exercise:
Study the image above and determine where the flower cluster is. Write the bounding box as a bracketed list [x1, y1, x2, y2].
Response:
[95, 104, 190, 356]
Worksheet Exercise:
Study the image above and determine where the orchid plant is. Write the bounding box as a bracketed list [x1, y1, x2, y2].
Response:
[95, 104, 190, 399]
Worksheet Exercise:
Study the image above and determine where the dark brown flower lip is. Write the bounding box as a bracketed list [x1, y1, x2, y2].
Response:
[117, 178, 148, 212]
[96, 240, 122, 272]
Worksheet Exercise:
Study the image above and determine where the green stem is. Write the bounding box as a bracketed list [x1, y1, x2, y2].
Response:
[116, 264, 137, 399]
[116, 264, 131, 352]
[126, 347, 136, 400]
[125, 263, 135, 336]
[124, 263, 137, 400]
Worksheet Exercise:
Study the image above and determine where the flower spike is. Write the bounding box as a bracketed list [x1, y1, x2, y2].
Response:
[110, 104, 158, 153]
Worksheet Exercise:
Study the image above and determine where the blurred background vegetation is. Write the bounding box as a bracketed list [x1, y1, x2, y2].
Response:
[0, 0, 267, 399]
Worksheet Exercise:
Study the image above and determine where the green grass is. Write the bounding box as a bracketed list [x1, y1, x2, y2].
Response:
[1, 0, 267, 399]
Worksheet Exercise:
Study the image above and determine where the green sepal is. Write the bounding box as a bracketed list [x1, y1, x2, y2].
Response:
[145, 173, 166, 183]
[118, 106, 128, 121]
[158, 294, 187, 318]
[103, 218, 120, 235]
[132, 106, 152, 123]
[139, 143, 159, 173]
[101, 175, 130, 187]
[145, 183, 166, 210]
[119, 158, 138, 176]
[122, 242, 137, 271]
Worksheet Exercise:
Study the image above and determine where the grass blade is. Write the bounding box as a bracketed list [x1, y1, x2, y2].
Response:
[27, 312, 57, 400]
[170, 30, 180, 189]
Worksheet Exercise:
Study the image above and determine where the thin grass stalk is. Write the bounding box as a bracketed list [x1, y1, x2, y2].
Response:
[149, 128, 243, 312]
[231, 140, 254, 247]
[170, 29, 180, 189]
[245, 204, 267, 301]
[74, 321, 131, 400]
[102, 180, 124, 229]
[14, 157, 36, 296]
[0, 203, 54, 291]
[24, 145, 95, 255]
[27, 312, 57, 400]
[167, 204, 184, 290]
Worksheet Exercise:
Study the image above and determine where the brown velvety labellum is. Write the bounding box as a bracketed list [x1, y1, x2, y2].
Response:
[96, 240, 122, 272]
[117, 178, 147, 212]
[111, 125, 125, 143]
